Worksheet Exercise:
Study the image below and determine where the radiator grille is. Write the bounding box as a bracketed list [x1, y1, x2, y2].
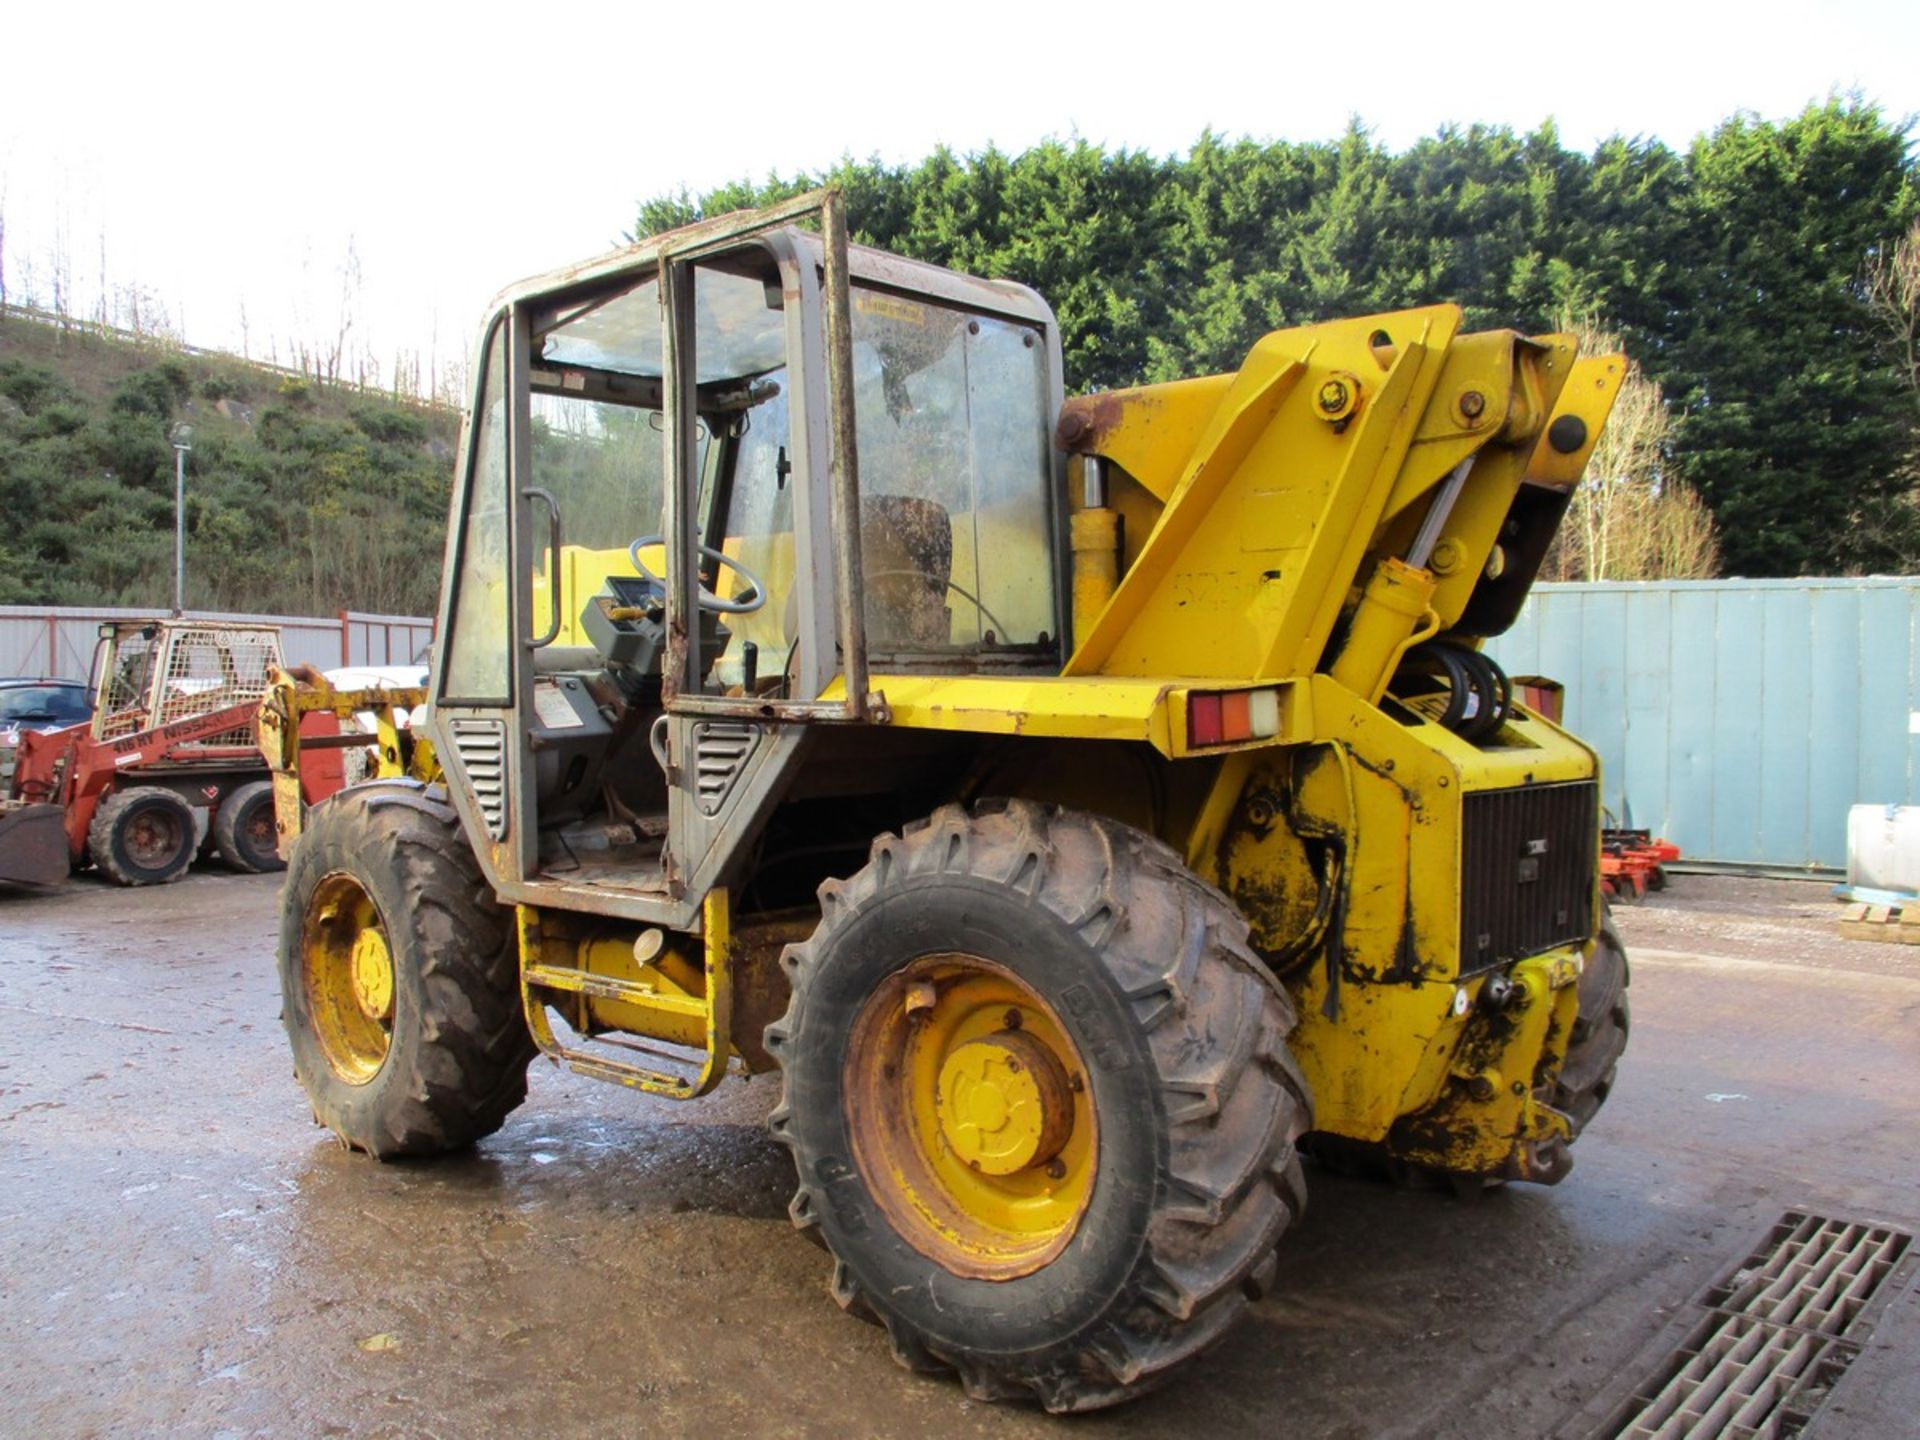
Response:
[1459, 781, 1596, 971]
[449, 718, 507, 839]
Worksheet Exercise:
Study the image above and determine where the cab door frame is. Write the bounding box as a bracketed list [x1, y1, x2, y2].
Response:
[652, 192, 873, 913]
[657, 190, 873, 723]
[424, 191, 874, 932]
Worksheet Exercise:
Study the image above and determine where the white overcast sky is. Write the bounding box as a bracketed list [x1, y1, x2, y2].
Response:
[2, 0, 1916, 391]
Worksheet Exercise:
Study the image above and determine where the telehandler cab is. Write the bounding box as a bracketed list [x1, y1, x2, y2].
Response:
[277, 190, 1630, 1410]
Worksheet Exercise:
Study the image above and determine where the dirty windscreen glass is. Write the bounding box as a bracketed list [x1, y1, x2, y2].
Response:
[529, 397, 676, 554]
[536, 270, 788, 383]
[850, 289, 1055, 655]
[522, 261, 790, 689]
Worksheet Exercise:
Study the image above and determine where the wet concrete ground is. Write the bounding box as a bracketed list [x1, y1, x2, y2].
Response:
[3, 868, 1918, 1439]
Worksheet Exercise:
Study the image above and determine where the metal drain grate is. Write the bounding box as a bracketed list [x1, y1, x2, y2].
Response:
[1600, 1211, 1913, 1440]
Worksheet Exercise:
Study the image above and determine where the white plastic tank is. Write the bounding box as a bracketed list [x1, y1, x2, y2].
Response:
[1847, 804, 1920, 893]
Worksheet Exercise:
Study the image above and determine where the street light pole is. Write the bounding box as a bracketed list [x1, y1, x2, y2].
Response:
[169, 423, 193, 613]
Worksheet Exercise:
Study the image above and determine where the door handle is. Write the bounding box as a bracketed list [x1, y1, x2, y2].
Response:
[523, 486, 563, 648]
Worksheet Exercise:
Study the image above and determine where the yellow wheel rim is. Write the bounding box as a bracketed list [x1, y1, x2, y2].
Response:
[302, 873, 395, 1084]
[845, 955, 1097, 1279]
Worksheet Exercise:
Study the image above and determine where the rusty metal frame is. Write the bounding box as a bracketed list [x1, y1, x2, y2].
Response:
[820, 190, 873, 722]
[652, 188, 871, 724]
[506, 304, 540, 882]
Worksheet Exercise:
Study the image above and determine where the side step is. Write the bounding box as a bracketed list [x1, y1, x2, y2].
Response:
[515, 891, 733, 1100]
[522, 961, 707, 1018]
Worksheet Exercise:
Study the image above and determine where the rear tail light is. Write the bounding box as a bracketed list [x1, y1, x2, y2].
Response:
[1186, 688, 1281, 747]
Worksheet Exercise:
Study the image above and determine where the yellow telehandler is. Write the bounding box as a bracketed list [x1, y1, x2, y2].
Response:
[275, 190, 1629, 1410]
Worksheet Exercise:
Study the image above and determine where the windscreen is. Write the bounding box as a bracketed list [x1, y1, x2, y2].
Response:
[850, 288, 1056, 655]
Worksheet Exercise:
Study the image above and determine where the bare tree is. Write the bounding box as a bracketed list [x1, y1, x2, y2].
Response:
[1541, 318, 1721, 582]
[1861, 222, 1920, 560]
[1866, 220, 1920, 422]
[326, 236, 364, 387]
[48, 209, 71, 329]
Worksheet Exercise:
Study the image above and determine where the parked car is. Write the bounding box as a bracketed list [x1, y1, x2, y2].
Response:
[0, 679, 94, 788]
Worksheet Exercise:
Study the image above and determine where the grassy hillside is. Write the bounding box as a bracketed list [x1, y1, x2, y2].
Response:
[0, 313, 459, 615]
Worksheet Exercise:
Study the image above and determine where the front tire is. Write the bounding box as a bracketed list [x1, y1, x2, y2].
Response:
[1553, 911, 1630, 1132]
[89, 785, 197, 886]
[277, 783, 534, 1158]
[766, 801, 1311, 1412]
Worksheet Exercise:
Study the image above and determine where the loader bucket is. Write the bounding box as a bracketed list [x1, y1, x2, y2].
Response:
[0, 802, 69, 886]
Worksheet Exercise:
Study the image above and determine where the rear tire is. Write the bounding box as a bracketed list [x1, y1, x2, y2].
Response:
[89, 785, 198, 886]
[277, 782, 534, 1159]
[766, 800, 1311, 1412]
[1552, 911, 1630, 1132]
[215, 779, 284, 873]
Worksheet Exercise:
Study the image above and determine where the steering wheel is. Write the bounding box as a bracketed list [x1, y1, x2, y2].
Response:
[627, 535, 767, 615]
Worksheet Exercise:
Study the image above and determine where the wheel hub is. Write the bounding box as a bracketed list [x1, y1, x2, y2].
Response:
[844, 955, 1098, 1279]
[302, 872, 395, 1084]
[349, 928, 394, 1022]
[127, 810, 180, 864]
[937, 1031, 1072, 1176]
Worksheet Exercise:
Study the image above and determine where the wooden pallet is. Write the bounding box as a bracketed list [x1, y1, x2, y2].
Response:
[1837, 902, 1920, 944]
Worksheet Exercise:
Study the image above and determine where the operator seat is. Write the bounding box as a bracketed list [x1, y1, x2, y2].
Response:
[858, 494, 954, 649]
[781, 494, 955, 691]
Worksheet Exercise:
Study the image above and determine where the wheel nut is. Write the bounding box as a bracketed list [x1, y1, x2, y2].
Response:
[1045, 1159, 1066, 1180]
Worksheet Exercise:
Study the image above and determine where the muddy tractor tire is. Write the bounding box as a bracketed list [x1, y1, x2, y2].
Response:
[215, 779, 285, 874]
[1552, 911, 1630, 1133]
[88, 785, 199, 887]
[766, 800, 1312, 1412]
[277, 782, 534, 1159]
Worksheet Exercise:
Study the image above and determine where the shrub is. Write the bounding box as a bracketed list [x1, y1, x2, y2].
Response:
[23, 402, 89, 440]
[109, 361, 192, 420]
[0, 359, 74, 414]
[200, 371, 250, 402]
[348, 403, 428, 444]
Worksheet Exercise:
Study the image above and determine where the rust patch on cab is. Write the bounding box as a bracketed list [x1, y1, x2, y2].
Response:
[1055, 392, 1125, 454]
